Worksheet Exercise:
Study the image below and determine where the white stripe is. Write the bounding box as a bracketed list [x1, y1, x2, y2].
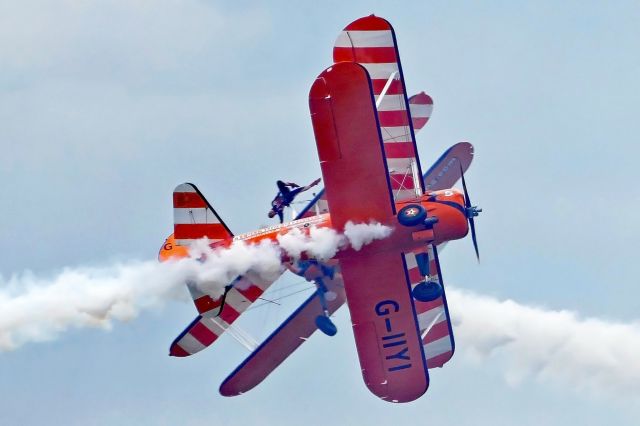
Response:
[393, 189, 417, 201]
[424, 335, 452, 358]
[224, 288, 252, 314]
[178, 333, 206, 354]
[201, 317, 226, 335]
[387, 157, 414, 172]
[360, 62, 399, 80]
[174, 207, 218, 224]
[334, 30, 394, 48]
[375, 94, 407, 112]
[175, 237, 224, 246]
[174, 184, 196, 193]
[403, 252, 417, 270]
[186, 281, 206, 299]
[379, 126, 412, 143]
[409, 103, 433, 118]
[417, 305, 446, 330]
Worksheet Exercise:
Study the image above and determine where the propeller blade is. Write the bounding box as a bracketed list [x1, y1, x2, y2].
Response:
[469, 217, 480, 261]
[459, 163, 472, 208]
[460, 163, 479, 261]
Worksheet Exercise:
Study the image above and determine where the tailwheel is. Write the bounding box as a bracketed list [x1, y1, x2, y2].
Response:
[315, 315, 337, 336]
[412, 280, 443, 302]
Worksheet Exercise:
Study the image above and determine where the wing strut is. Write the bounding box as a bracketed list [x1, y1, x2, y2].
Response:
[375, 71, 398, 108]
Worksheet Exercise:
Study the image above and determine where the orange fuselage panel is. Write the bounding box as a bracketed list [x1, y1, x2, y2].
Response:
[158, 188, 468, 262]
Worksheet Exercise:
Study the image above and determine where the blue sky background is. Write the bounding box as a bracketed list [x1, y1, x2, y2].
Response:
[1, 1, 639, 424]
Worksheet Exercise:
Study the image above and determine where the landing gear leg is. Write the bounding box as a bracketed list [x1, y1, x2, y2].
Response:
[412, 251, 443, 303]
[314, 277, 337, 336]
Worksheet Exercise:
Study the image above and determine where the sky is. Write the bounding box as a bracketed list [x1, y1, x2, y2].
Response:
[1, 1, 640, 424]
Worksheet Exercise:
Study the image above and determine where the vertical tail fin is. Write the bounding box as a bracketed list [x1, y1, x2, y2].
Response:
[173, 183, 233, 246]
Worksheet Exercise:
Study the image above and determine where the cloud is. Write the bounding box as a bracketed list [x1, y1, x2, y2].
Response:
[447, 287, 640, 398]
[0, 1, 271, 75]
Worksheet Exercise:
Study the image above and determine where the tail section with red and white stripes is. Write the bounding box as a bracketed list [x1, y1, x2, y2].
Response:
[166, 183, 285, 357]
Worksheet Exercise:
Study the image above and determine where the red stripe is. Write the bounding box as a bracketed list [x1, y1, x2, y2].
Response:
[344, 16, 391, 31]
[385, 142, 416, 159]
[412, 117, 429, 130]
[378, 110, 410, 127]
[409, 92, 433, 106]
[426, 350, 453, 368]
[371, 79, 403, 95]
[169, 343, 190, 357]
[173, 192, 207, 208]
[194, 295, 222, 314]
[422, 320, 450, 343]
[174, 223, 229, 240]
[236, 284, 263, 303]
[334, 46, 397, 64]
[390, 174, 416, 190]
[219, 304, 241, 324]
[408, 266, 422, 284]
[415, 298, 443, 314]
[189, 321, 219, 346]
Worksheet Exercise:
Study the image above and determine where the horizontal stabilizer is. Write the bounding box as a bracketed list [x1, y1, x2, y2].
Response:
[170, 315, 228, 357]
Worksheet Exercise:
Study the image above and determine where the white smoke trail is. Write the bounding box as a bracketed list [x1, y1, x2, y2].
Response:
[0, 223, 392, 351]
[344, 221, 393, 250]
[0, 260, 186, 351]
[276, 221, 393, 258]
[277, 226, 344, 260]
[447, 287, 640, 397]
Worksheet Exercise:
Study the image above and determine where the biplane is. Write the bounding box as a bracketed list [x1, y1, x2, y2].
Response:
[158, 15, 480, 403]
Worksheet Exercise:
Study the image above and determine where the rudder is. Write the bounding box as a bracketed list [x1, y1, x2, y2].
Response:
[173, 183, 233, 246]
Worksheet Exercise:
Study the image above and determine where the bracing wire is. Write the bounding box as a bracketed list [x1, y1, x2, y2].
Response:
[247, 285, 316, 311]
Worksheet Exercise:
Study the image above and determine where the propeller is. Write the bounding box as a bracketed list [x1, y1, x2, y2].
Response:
[459, 164, 482, 261]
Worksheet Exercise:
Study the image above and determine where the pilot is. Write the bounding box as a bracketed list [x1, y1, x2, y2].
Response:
[268, 178, 321, 223]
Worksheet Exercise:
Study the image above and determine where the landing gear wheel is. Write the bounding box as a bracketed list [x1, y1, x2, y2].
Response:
[397, 204, 427, 227]
[412, 281, 443, 302]
[315, 315, 337, 336]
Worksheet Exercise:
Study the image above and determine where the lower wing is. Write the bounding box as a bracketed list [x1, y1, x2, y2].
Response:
[219, 271, 346, 396]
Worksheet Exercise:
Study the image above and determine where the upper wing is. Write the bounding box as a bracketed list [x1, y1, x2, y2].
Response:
[309, 61, 395, 227]
[334, 15, 424, 202]
[297, 90, 433, 220]
[309, 60, 428, 402]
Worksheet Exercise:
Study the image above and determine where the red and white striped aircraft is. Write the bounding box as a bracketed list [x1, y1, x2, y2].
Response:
[159, 15, 480, 403]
